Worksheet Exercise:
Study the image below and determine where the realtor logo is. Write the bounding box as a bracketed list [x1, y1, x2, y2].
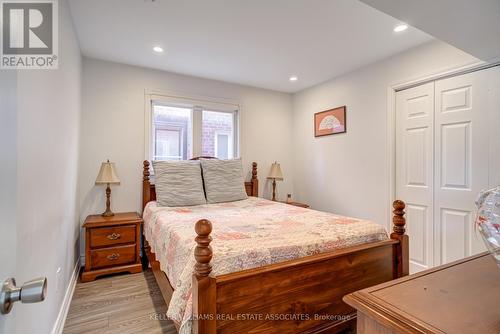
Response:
[1, 0, 58, 69]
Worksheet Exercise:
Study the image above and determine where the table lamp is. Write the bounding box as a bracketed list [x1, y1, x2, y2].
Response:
[95, 160, 120, 217]
[267, 161, 283, 201]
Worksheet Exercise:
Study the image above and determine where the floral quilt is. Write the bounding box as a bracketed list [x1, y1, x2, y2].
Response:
[143, 197, 388, 334]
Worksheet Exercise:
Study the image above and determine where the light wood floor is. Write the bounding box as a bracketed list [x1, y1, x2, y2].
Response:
[64, 270, 176, 334]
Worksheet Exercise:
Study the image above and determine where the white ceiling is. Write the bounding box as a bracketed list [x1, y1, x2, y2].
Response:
[68, 0, 432, 93]
[360, 0, 500, 62]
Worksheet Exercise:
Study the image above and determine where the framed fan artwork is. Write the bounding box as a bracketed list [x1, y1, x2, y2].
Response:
[314, 106, 346, 137]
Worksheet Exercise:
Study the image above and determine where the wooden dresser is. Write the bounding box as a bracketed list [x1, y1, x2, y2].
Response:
[81, 212, 142, 282]
[344, 253, 500, 333]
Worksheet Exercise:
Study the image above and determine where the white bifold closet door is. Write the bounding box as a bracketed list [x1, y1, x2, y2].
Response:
[396, 69, 492, 273]
[396, 82, 435, 273]
[433, 71, 489, 265]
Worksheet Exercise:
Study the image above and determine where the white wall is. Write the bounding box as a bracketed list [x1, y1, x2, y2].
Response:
[78, 58, 293, 224]
[292, 41, 478, 229]
[13, 0, 82, 333]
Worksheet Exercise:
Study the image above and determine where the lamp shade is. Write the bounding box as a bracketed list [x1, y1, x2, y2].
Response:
[95, 160, 120, 185]
[267, 161, 283, 180]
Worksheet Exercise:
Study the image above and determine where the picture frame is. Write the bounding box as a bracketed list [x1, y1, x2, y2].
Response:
[314, 106, 346, 137]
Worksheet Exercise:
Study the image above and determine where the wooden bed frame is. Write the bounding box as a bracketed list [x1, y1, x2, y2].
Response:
[141, 160, 409, 334]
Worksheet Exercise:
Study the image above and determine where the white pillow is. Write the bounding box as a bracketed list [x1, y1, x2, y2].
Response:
[200, 158, 248, 203]
[153, 160, 206, 207]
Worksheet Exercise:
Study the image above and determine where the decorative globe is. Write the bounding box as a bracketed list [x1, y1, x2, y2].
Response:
[475, 186, 500, 268]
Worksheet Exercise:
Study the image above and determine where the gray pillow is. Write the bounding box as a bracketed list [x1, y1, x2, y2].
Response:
[200, 158, 248, 203]
[152, 160, 206, 207]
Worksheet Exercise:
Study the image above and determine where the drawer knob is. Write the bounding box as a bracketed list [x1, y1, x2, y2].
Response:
[107, 253, 120, 261]
[106, 233, 121, 240]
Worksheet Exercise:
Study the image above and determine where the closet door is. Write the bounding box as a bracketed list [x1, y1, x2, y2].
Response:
[396, 82, 435, 273]
[434, 70, 488, 265]
[488, 67, 500, 187]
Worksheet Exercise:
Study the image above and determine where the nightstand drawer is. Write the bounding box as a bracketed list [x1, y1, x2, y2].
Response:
[90, 244, 136, 269]
[90, 225, 136, 248]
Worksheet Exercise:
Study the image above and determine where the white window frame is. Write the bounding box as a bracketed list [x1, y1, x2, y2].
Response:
[144, 90, 241, 167]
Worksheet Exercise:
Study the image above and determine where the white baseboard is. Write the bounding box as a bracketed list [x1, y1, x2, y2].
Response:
[51, 261, 80, 334]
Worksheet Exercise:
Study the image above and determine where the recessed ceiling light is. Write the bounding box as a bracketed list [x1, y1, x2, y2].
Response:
[289, 75, 298, 82]
[153, 46, 164, 53]
[394, 24, 408, 32]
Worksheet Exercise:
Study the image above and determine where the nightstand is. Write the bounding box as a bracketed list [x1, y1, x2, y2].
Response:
[81, 212, 142, 282]
[282, 201, 310, 208]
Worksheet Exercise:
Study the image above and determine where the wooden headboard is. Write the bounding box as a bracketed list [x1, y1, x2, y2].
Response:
[142, 159, 258, 211]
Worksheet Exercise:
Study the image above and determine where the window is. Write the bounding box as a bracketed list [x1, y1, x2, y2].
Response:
[148, 95, 238, 162]
[155, 127, 182, 160]
[202, 110, 236, 159]
[215, 133, 231, 159]
[152, 104, 192, 160]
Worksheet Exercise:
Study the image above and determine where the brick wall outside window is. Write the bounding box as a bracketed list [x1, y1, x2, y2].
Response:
[202, 111, 234, 158]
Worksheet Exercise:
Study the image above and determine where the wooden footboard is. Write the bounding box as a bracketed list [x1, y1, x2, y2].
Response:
[192, 201, 408, 334]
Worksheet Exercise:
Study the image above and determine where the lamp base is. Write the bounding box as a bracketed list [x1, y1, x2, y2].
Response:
[101, 184, 114, 217]
[101, 209, 115, 217]
[271, 179, 277, 201]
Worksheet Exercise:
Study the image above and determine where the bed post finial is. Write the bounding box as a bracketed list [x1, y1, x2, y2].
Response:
[194, 219, 213, 278]
[142, 161, 152, 212]
[251, 162, 258, 196]
[143, 160, 150, 182]
[192, 219, 216, 333]
[392, 200, 406, 235]
[391, 199, 408, 278]
[252, 162, 257, 180]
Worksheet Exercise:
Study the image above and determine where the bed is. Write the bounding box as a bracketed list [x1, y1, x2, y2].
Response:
[141, 160, 409, 334]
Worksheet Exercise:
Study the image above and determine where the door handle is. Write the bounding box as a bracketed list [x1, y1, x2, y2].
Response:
[0, 277, 47, 315]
